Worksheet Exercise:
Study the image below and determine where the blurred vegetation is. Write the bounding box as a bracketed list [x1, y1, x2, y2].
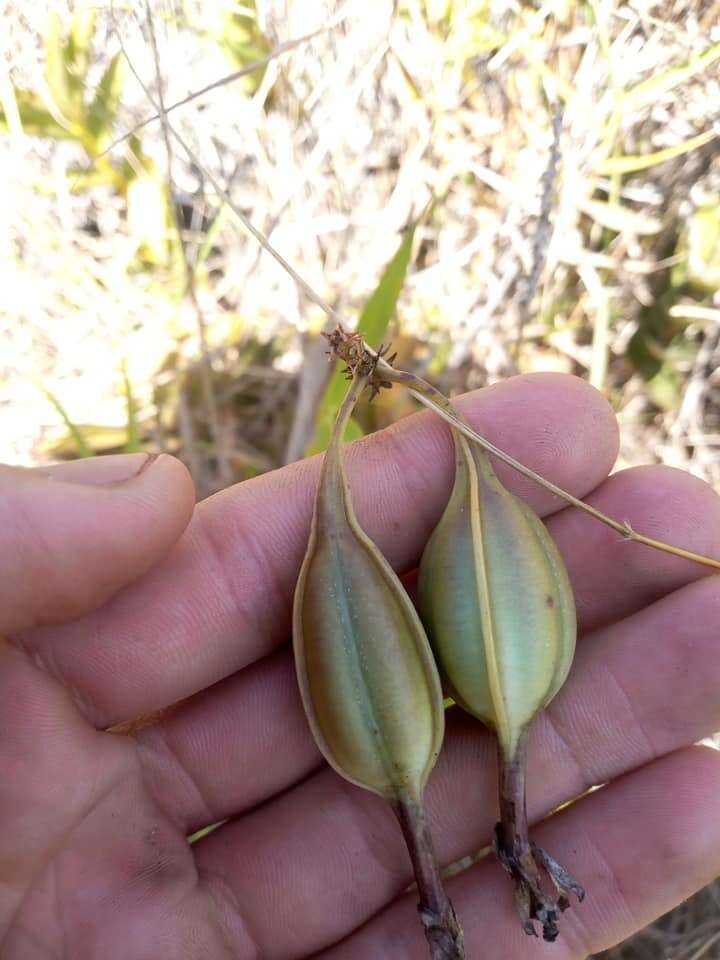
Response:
[3, 1, 719, 491]
[2, 2, 719, 950]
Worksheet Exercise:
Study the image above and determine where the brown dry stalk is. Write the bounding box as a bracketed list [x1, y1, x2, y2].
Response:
[124, 4, 233, 489]
[329, 325, 720, 572]
[393, 792, 465, 960]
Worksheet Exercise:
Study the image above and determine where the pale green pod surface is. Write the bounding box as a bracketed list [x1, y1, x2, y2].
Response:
[293, 380, 444, 801]
[418, 431, 576, 755]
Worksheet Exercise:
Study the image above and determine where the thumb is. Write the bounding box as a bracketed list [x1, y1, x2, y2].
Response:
[1, 453, 194, 633]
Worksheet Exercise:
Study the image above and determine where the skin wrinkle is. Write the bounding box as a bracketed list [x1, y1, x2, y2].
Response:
[9, 635, 100, 726]
[2, 924, 59, 960]
[1, 490, 61, 630]
[331, 776, 410, 892]
[572, 819, 641, 954]
[71, 751, 206, 925]
[0, 757, 136, 954]
[195, 506, 275, 659]
[134, 649, 323, 832]
[51, 859, 68, 960]
[0, 644, 101, 931]
[134, 728, 216, 834]
[196, 866, 264, 960]
[351, 411, 454, 550]
[536, 708, 594, 801]
[199, 766, 416, 959]
[599, 657, 659, 771]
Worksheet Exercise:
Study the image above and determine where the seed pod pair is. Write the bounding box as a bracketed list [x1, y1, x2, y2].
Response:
[293, 369, 465, 960]
[418, 427, 585, 942]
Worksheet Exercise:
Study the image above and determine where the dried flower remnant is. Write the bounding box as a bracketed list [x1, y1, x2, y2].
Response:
[293, 369, 464, 959]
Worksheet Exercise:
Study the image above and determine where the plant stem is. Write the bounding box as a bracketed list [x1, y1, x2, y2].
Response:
[379, 363, 720, 571]
[493, 730, 584, 942]
[497, 731, 531, 867]
[392, 791, 465, 960]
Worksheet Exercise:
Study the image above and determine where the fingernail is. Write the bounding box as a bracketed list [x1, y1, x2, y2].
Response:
[41, 453, 161, 486]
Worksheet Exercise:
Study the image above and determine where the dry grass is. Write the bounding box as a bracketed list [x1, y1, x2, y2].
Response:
[2, 0, 720, 954]
[598, 880, 720, 960]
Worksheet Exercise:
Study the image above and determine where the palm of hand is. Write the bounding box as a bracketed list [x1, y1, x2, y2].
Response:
[3, 374, 720, 960]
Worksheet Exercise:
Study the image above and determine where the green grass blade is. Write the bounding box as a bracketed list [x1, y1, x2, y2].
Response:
[187, 821, 225, 844]
[356, 226, 416, 345]
[40, 385, 93, 459]
[596, 129, 717, 176]
[87, 53, 126, 150]
[306, 226, 416, 455]
[0, 88, 74, 139]
[121, 362, 142, 453]
[45, 12, 79, 123]
[68, 7, 96, 80]
[197, 201, 230, 267]
[620, 42, 720, 112]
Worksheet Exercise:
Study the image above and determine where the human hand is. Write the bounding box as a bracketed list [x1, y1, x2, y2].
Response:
[3, 372, 720, 959]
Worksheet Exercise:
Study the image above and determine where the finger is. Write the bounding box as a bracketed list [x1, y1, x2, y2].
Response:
[1, 454, 194, 634]
[0, 453, 194, 916]
[550, 463, 720, 632]
[189, 574, 720, 954]
[318, 747, 720, 959]
[0, 637, 101, 921]
[136, 482, 720, 832]
[21, 373, 618, 725]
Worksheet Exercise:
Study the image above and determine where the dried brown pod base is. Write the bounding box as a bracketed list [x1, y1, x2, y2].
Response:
[493, 735, 585, 942]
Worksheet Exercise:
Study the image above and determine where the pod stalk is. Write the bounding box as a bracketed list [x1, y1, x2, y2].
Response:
[390, 366, 720, 570]
[392, 791, 465, 960]
[493, 730, 585, 942]
[294, 366, 465, 958]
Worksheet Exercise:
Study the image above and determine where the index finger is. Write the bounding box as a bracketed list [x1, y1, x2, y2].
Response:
[19, 373, 618, 726]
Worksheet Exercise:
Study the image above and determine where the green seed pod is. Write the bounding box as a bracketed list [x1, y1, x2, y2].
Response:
[293, 369, 464, 959]
[418, 428, 583, 943]
[293, 377, 444, 799]
[418, 430, 576, 756]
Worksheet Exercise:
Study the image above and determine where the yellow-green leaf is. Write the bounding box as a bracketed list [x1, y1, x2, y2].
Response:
[68, 8, 97, 80]
[1, 88, 74, 139]
[595, 129, 717, 176]
[620, 42, 720, 112]
[45, 12, 81, 124]
[87, 53, 126, 151]
[121, 361, 141, 454]
[39, 385, 93, 458]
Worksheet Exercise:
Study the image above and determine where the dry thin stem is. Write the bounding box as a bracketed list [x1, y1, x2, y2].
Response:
[515, 105, 563, 357]
[94, 6, 355, 162]
[167, 125, 343, 325]
[367, 357, 720, 570]
[136, 3, 233, 489]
